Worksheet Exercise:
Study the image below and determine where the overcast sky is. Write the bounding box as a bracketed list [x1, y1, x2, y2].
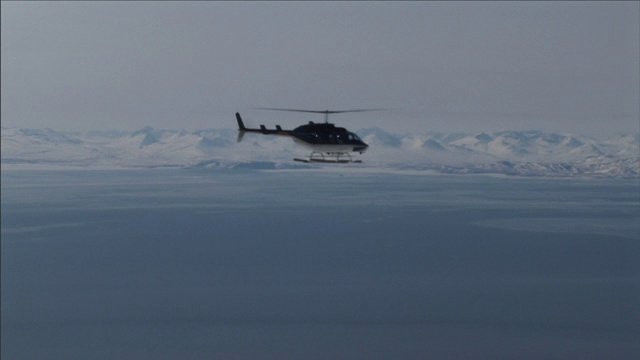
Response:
[2, 1, 638, 136]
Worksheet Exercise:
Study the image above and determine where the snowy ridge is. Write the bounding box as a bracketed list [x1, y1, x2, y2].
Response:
[1, 126, 638, 178]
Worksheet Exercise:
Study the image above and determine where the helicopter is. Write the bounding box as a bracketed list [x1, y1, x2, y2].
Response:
[235, 108, 379, 163]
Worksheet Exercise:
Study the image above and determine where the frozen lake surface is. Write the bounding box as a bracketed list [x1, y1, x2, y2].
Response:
[2, 169, 639, 359]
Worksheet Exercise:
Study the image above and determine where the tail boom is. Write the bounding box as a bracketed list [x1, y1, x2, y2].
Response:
[235, 112, 293, 143]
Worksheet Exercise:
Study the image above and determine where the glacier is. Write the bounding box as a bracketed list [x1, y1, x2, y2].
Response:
[1, 126, 638, 178]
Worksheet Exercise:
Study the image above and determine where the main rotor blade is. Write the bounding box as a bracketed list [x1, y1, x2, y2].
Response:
[251, 107, 389, 114]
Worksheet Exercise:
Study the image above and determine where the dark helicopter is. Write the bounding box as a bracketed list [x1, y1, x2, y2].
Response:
[236, 108, 380, 163]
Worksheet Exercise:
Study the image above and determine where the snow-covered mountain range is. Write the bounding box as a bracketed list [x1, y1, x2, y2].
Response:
[2, 126, 638, 178]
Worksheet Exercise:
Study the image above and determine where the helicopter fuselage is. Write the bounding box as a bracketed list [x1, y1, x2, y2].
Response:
[235, 113, 368, 155]
[290, 122, 368, 154]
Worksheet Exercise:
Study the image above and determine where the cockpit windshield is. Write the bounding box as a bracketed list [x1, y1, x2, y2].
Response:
[349, 132, 363, 142]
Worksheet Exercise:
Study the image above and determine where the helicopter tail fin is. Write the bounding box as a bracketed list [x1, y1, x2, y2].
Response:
[236, 113, 247, 143]
[236, 113, 247, 131]
[237, 131, 246, 143]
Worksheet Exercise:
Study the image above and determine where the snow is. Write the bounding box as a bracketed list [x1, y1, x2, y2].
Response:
[1, 126, 638, 178]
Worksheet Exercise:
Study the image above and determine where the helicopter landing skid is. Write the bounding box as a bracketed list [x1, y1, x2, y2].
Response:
[294, 151, 362, 164]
